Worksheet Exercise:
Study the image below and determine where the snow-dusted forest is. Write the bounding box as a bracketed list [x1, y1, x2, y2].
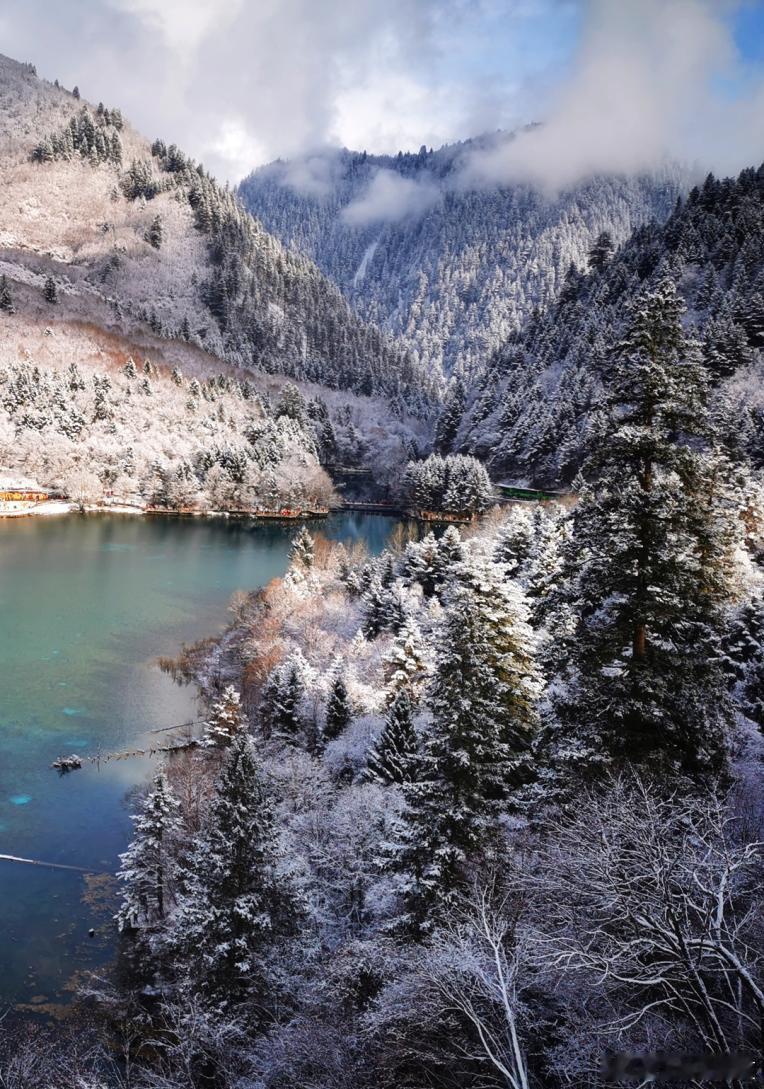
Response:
[9, 273, 764, 1088]
[238, 139, 684, 379]
[2, 6, 764, 1085]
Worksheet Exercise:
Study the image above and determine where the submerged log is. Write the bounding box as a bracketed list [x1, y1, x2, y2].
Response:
[0, 853, 96, 874]
[51, 754, 83, 772]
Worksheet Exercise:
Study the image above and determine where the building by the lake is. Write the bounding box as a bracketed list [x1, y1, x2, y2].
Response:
[0, 471, 51, 513]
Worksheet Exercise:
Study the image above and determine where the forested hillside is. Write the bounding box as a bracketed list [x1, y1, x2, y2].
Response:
[458, 165, 764, 487]
[0, 55, 435, 412]
[0, 299, 429, 510]
[238, 135, 683, 378]
[4, 41, 764, 1089]
[31, 273, 764, 1080]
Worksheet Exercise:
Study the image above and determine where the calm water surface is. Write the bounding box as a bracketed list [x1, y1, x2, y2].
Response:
[0, 512, 395, 1008]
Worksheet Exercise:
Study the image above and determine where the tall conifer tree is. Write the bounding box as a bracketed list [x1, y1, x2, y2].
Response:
[545, 278, 735, 780]
[172, 733, 296, 1008]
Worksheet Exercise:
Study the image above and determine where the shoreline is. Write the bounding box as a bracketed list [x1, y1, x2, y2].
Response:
[0, 501, 332, 522]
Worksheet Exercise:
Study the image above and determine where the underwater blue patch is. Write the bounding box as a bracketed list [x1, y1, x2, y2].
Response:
[10, 794, 32, 806]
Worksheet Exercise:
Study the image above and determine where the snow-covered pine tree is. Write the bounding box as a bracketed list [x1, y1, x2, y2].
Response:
[201, 685, 244, 747]
[434, 376, 466, 453]
[276, 382, 308, 424]
[401, 532, 440, 597]
[116, 772, 181, 932]
[289, 526, 314, 571]
[722, 592, 764, 729]
[382, 615, 430, 704]
[324, 672, 352, 742]
[588, 229, 614, 273]
[432, 525, 465, 591]
[260, 656, 305, 742]
[450, 551, 543, 766]
[170, 733, 297, 1008]
[493, 506, 535, 575]
[145, 214, 163, 249]
[544, 278, 736, 782]
[0, 275, 15, 313]
[365, 689, 418, 785]
[43, 276, 58, 304]
[398, 559, 541, 931]
[363, 575, 389, 638]
[382, 579, 413, 634]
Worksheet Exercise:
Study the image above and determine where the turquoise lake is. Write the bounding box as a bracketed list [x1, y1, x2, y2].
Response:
[0, 512, 395, 1009]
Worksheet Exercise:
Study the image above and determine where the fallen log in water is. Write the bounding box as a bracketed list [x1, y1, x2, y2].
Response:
[0, 853, 97, 874]
[49, 722, 204, 773]
[51, 753, 83, 772]
[51, 738, 200, 771]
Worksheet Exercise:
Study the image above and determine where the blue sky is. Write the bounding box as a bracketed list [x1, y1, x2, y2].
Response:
[733, 1, 764, 62]
[0, 0, 763, 182]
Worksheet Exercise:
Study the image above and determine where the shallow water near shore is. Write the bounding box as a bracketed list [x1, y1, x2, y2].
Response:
[0, 511, 396, 1008]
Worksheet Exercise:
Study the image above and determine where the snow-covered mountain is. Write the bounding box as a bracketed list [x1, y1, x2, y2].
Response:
[0, 54, 435, 509]
[0, 54, 434, 412]
[238, 135, 685, 379]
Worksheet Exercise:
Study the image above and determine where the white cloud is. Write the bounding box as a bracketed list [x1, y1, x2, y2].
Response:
[332, 69, 470, 156]
[460, 0, 764, 191]
[341, 169, 441, 226]
[108, 0, 243, 56]
[1, 0, 763, 190]
[203, 117, 269, 183]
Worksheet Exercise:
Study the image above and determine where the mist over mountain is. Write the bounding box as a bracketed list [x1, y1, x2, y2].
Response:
[238, 133, 686, 378]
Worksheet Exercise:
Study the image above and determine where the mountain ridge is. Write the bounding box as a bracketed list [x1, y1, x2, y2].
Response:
[0, 53, 435, 412]
[238, 134, 687, 378]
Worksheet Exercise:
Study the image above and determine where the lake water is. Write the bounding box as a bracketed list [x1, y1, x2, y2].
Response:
[0, 512, 396, 1010]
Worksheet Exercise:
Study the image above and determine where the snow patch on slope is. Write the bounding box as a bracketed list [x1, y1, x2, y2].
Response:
[353, 239, 379, 287]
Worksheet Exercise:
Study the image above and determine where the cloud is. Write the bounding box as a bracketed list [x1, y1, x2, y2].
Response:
[459, 0, 764, 191]
[341, 169, 441, 226]
[0, 0, 762, 191]
[108, 0, 243, 57]
[278, 153, 343, 200]
[0, 0, 557, 182]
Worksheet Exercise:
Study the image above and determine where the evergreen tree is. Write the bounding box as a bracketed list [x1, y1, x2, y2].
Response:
[494, 506, 535, 575]
[261, 657, 305, 742]
[398, 560, 541, 931]
[362, 575, 389, 638]
[545, 279, 735, 782]
[722, 592, 764, 729]
[378, 551, 396, 589]
[432, 525, 465, 590]
[433, 376, 465, 453]
[172, 733, 297, 1008]
[365, 689, 418, 785]
[201, 685, 244, 747]
[383, 615, 430, 703]
[289, 526, 314, 571]
[43, 276, 58, 304]
[324, 672, 352, 742]
[145, 214, 163, 249]
[588, 229, 614, 273]
[116, 772, 181, 932]
[382, 578, 411, 634]
[401, 532, 440, 597]
[276, 382, 307, 424]
[0, 275, 15, 314]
